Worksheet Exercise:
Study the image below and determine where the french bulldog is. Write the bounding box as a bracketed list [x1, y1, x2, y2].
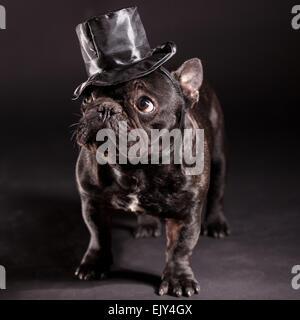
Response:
[74, 58, 230, 297]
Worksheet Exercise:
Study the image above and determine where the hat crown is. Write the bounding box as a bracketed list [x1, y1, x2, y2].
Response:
[73, 7, 177, 99]
[76, 7, 152, 77]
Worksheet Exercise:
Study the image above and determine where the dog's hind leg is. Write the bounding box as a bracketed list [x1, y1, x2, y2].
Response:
[202, 121, 230, 238]
[133, 213, 162, 238]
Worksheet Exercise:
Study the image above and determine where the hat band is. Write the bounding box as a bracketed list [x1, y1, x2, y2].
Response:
[159, 67, 186, 130]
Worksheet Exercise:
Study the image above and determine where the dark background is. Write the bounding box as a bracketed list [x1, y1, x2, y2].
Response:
[0, 0, 299, 299]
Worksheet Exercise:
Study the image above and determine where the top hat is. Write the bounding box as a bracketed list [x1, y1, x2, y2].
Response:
[73, 7, 176, 99]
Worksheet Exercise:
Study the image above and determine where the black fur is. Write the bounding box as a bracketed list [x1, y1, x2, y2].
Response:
[74, 59, 230, 297]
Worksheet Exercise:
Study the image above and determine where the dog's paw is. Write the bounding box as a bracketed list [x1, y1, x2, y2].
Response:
[201, 216, 231, 238]
[133, 224, 162, 239]
[75, 251, 111, 280]
[158, 274, 200, 297]
[75, 262, 109, 281]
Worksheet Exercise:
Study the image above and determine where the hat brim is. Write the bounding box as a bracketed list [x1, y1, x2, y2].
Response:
[73, 41, 176, 100]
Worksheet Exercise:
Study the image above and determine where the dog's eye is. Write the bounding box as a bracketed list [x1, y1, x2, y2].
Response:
[136, 97, 154, 113]
[83, 96, 93, 104]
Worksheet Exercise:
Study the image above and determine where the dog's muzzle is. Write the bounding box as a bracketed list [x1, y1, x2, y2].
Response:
[96, 101, 123, 123]
[76, 100, 126, 149]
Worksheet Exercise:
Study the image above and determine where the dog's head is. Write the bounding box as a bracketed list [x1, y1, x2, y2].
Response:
[75, 58, 203, 153]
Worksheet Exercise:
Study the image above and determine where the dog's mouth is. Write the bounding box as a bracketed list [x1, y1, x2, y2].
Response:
[75, 109, 136, 152]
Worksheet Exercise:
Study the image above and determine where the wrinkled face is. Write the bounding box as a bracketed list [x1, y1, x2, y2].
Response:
[75, 70, 184, 151]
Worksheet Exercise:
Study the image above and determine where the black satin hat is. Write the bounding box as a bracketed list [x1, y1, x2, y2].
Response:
[73, 7, 177, 99]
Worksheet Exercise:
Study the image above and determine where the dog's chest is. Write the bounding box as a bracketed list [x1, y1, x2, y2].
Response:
[109, 167, 195, 218]
[111, 192, 144, 213]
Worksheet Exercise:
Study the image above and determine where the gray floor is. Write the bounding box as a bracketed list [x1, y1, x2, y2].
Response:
[0, 124, 300, 300]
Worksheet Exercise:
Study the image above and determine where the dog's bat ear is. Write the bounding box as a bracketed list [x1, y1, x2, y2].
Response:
[172, 58, 203, 104]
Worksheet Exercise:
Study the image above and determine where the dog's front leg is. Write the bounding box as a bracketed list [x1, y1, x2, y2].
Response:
[75, 195, 112, 280]
[159, 212, 201, 297]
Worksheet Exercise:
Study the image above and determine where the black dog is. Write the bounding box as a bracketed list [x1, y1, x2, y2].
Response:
[74, 58, 230, 297]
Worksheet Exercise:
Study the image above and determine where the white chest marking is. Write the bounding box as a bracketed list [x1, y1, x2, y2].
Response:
[128, 194, 140, 212]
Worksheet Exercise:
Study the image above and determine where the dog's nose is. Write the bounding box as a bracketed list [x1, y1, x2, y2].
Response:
[97, 103, 121, 122]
